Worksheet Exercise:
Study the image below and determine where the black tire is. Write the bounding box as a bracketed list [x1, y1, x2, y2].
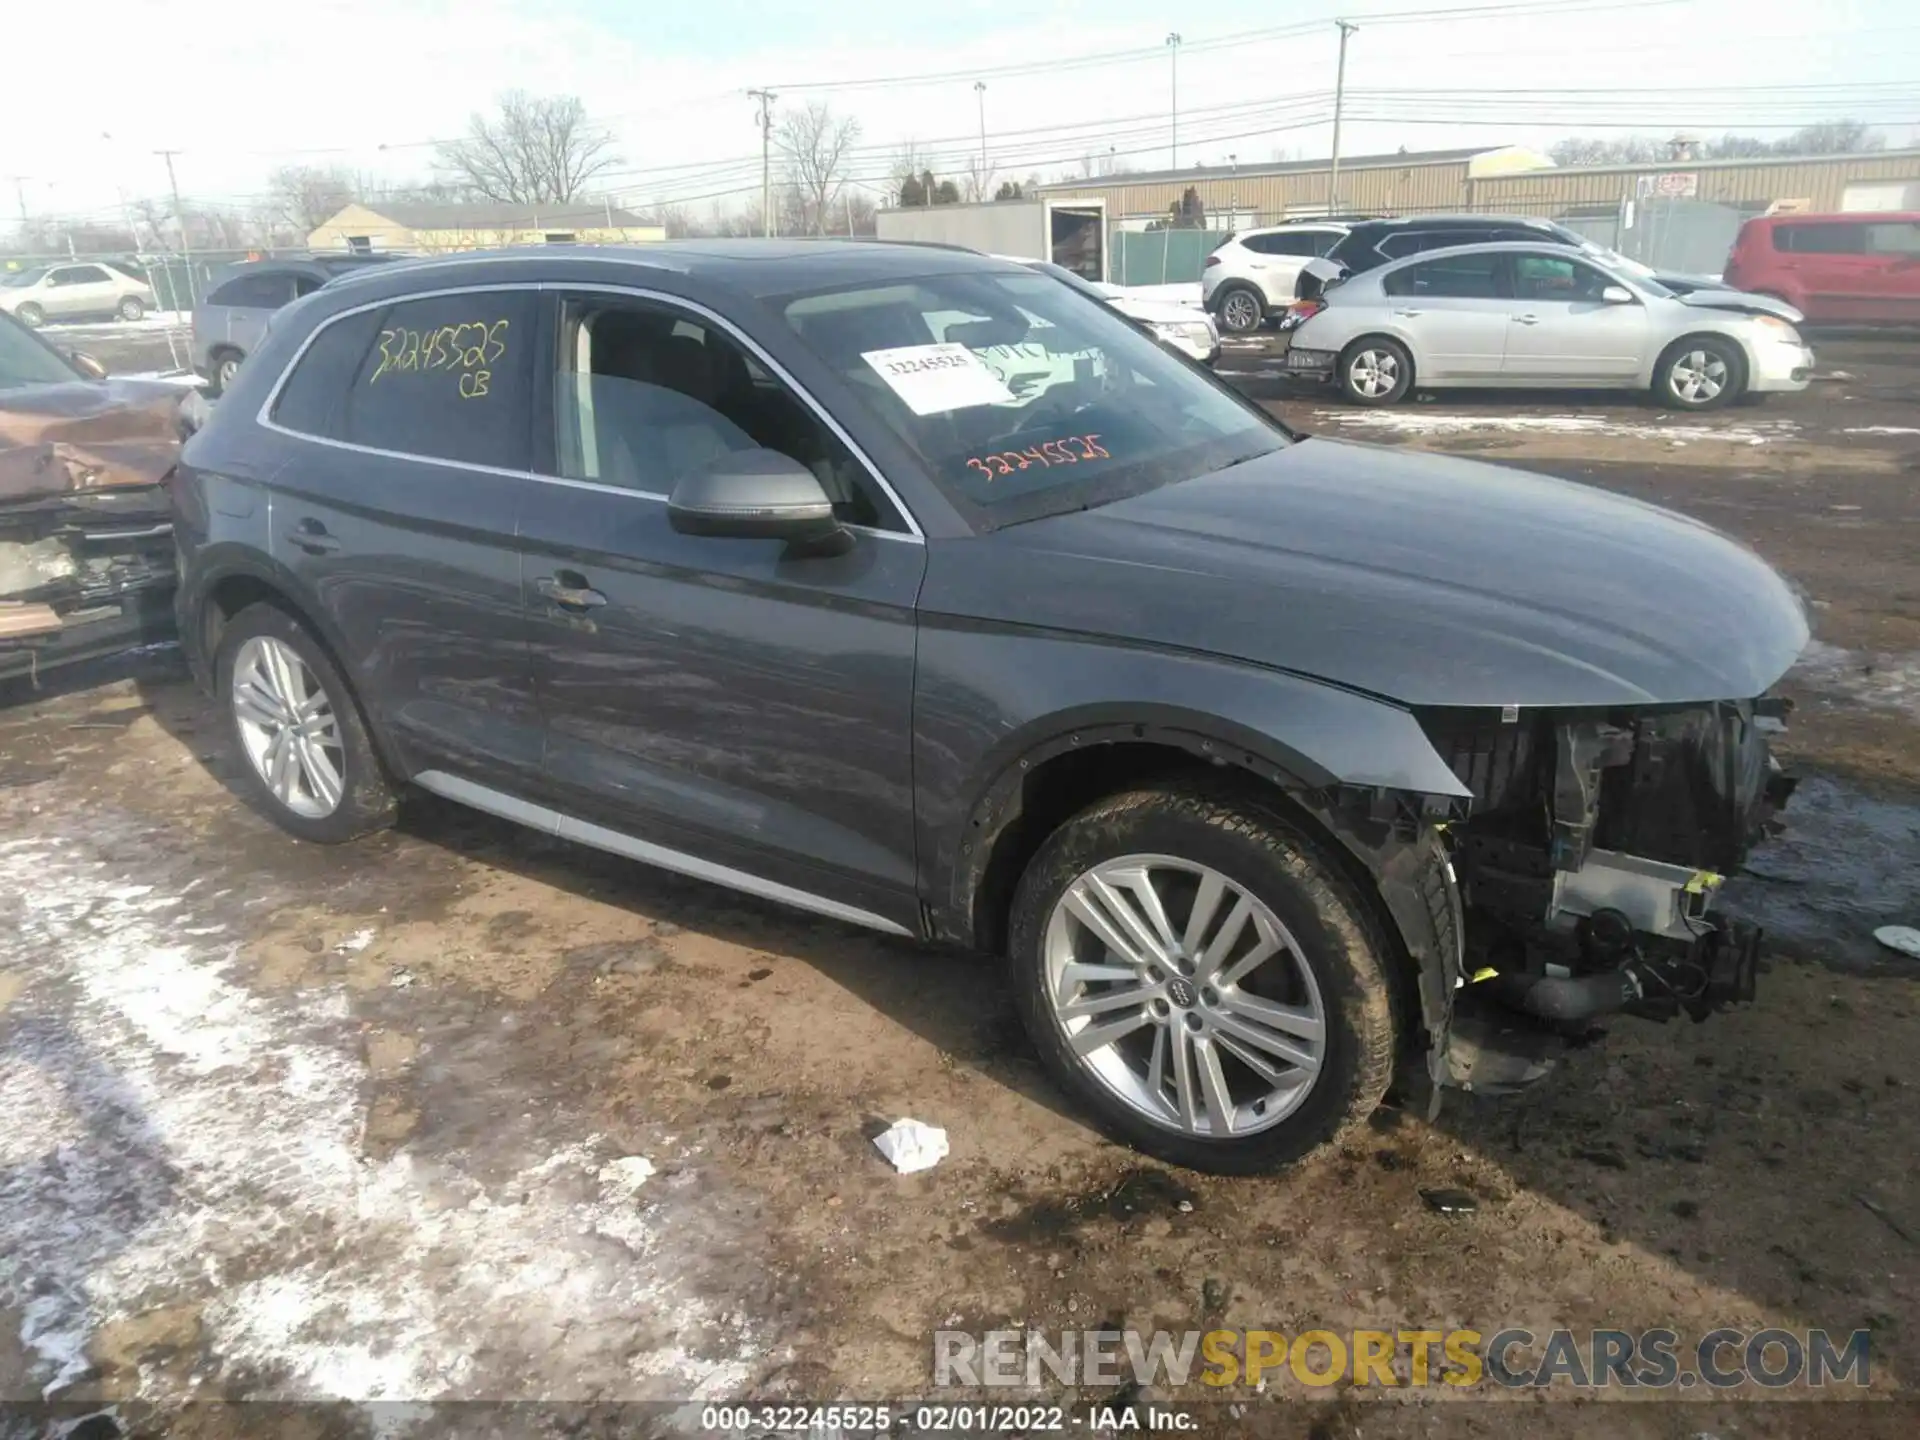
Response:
[1008, 784, 1402, 1174]
[1655, 334, 1743, 410]
[15, 302, 44, 328]
[1214, 284, 1266, 335]
[1339, 336, 1413, 406]
[207, 348, 243, 397]
[214, 602, 396, 844]
[118, 295, 146, 321]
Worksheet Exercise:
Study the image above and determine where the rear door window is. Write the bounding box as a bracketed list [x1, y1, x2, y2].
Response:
[1774, 223, 1868, 254]
[1383, 253, 1507, 298]
[339, 292, 536, 470]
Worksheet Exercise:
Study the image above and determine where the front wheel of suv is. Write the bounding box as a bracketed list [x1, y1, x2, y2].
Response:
[1008, 785, 1400, 1174]
[215, 602, 396, 844]
[1215, 285, 1266, 335]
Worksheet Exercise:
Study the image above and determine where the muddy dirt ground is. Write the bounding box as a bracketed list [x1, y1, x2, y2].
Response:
[2, 331, 1918, 1438]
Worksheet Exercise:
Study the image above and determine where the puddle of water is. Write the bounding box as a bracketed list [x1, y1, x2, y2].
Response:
[1724, 773, 1920, 972]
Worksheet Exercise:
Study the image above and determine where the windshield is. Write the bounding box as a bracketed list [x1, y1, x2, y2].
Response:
[1578, 245, 1674, 298]
[0, 314, 83, 389]
[1, 268, 49, 289]
[1020, 258, 1113, 303]
[782, 269, 1284, 529]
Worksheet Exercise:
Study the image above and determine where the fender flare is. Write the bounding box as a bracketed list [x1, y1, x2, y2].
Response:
[942, 697, 1470, 1099]
[179, 544, 408, 778]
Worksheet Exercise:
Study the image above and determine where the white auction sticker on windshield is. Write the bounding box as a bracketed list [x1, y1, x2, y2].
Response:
[861, 344, 1015, 415]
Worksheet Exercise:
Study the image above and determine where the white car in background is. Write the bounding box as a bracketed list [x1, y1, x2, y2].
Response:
[1008, 258, 1219, 365]
[1284, 241, 1811, 410]
[1201, 222, 1352, 335]
[0, 262, 157, 327]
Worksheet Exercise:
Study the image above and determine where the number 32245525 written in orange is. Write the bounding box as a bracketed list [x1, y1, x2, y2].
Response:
[967, 434, 1109, 479]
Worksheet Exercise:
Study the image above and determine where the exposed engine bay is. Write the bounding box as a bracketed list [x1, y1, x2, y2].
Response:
[1420, 699, 1796, 1086]
[0, 488, 177, 680]
[0, 374, 187, 679]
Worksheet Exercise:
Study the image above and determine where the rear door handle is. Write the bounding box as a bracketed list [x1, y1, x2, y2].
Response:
[284, 519, 340, 554]
[537, 574, 609, 611]
[1512, 314, 1540, 325]
[1391, 308, 1424, 317]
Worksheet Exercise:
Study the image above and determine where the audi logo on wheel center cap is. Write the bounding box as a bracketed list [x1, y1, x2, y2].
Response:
[1167, 977, 1199, 1009]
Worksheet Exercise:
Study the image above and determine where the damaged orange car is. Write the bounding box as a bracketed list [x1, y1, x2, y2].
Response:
[0, 310, 186, 681]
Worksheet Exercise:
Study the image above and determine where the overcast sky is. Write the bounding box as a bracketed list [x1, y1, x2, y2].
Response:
[5, 0, 1916, 226]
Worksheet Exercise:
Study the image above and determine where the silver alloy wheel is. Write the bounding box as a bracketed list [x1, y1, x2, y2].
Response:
[218, 356, 240, 391]
[1348, 348, 1399, 399]
[231, 635, 346, 820]
[1221, 289, 1262, 332]
[1669, 349, 1727, 404]
[119, 296, 144, 320]
[1043, 853, 1327, 1138]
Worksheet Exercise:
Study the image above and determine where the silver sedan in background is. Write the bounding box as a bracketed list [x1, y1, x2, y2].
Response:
[1284, 242, 1813, 410]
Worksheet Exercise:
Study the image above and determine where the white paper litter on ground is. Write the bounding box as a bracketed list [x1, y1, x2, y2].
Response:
[861, 345, 1014, 415]
[873, 1118, 949, 1173]
[1874, 926, 1920, 959]
[597, 1155, 657, 1198]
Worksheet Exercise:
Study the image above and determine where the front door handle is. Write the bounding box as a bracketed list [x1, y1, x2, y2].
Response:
[1391, 307, 1424, 317]
[537, 574, 609, 611]
[284, 519, 340, 554]
[1512, 314, 1540, 325]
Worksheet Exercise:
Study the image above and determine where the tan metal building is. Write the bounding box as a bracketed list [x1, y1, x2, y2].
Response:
[308, 201, 664, 254]
[1037, 145, 1920, 223]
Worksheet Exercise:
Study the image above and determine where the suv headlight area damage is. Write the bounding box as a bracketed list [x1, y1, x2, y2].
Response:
[1415, 697, 1796, 1092]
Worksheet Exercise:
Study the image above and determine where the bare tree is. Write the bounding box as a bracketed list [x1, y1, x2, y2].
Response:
[778, 101, 862, 235]
[435, 93, 620, 204]
[267, 165, 356, 237]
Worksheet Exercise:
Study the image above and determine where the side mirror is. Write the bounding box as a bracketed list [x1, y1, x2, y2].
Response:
[68, 350, 108, 380]
[1600, 285, 1635, 305]
[668, 450, 844, 544]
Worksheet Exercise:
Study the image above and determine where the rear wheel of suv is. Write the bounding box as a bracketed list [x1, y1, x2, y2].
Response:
[1008, 785, 1400, 1174]
[1656, 335, 1742, 410]
[118, 295, 146, 321]
[1216, 285, 1265, 335]
[215, 602, 396, 844]
[15, 303, 44, 328]
[1339, 337, 1412, 405]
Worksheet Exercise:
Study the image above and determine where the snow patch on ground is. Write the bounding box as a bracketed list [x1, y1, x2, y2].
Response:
[0, 814, 767, 1403]
[43, 311, 191, 334]
[1313, 410, 1800, 446]
[1790, 640, 1920, 721]
[1842, 425, 1920, 436]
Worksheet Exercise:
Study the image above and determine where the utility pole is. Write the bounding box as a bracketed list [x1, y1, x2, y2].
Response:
[155, 148, 198, 308]
[1165, 34, 1183, 168]
[1328, 20, 1358, 213]
[974, 80, 988, 198]
[748, 89, 777, 238]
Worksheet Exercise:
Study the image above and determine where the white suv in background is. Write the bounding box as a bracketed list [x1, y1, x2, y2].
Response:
[1201, 223, 1352, 334]
[0, 262, 156, 327]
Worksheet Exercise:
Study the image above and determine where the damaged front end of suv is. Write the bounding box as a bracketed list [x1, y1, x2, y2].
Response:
[1, 344, 187, 680]
[1424, 698, 1798, 1091]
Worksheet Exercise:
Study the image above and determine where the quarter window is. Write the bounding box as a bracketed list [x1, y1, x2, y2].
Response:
[272, 308, 384, 437]
[550, 297, 895, 529]
[1243, 232, 1327, 257]
[1867, 221, 1920, 255]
